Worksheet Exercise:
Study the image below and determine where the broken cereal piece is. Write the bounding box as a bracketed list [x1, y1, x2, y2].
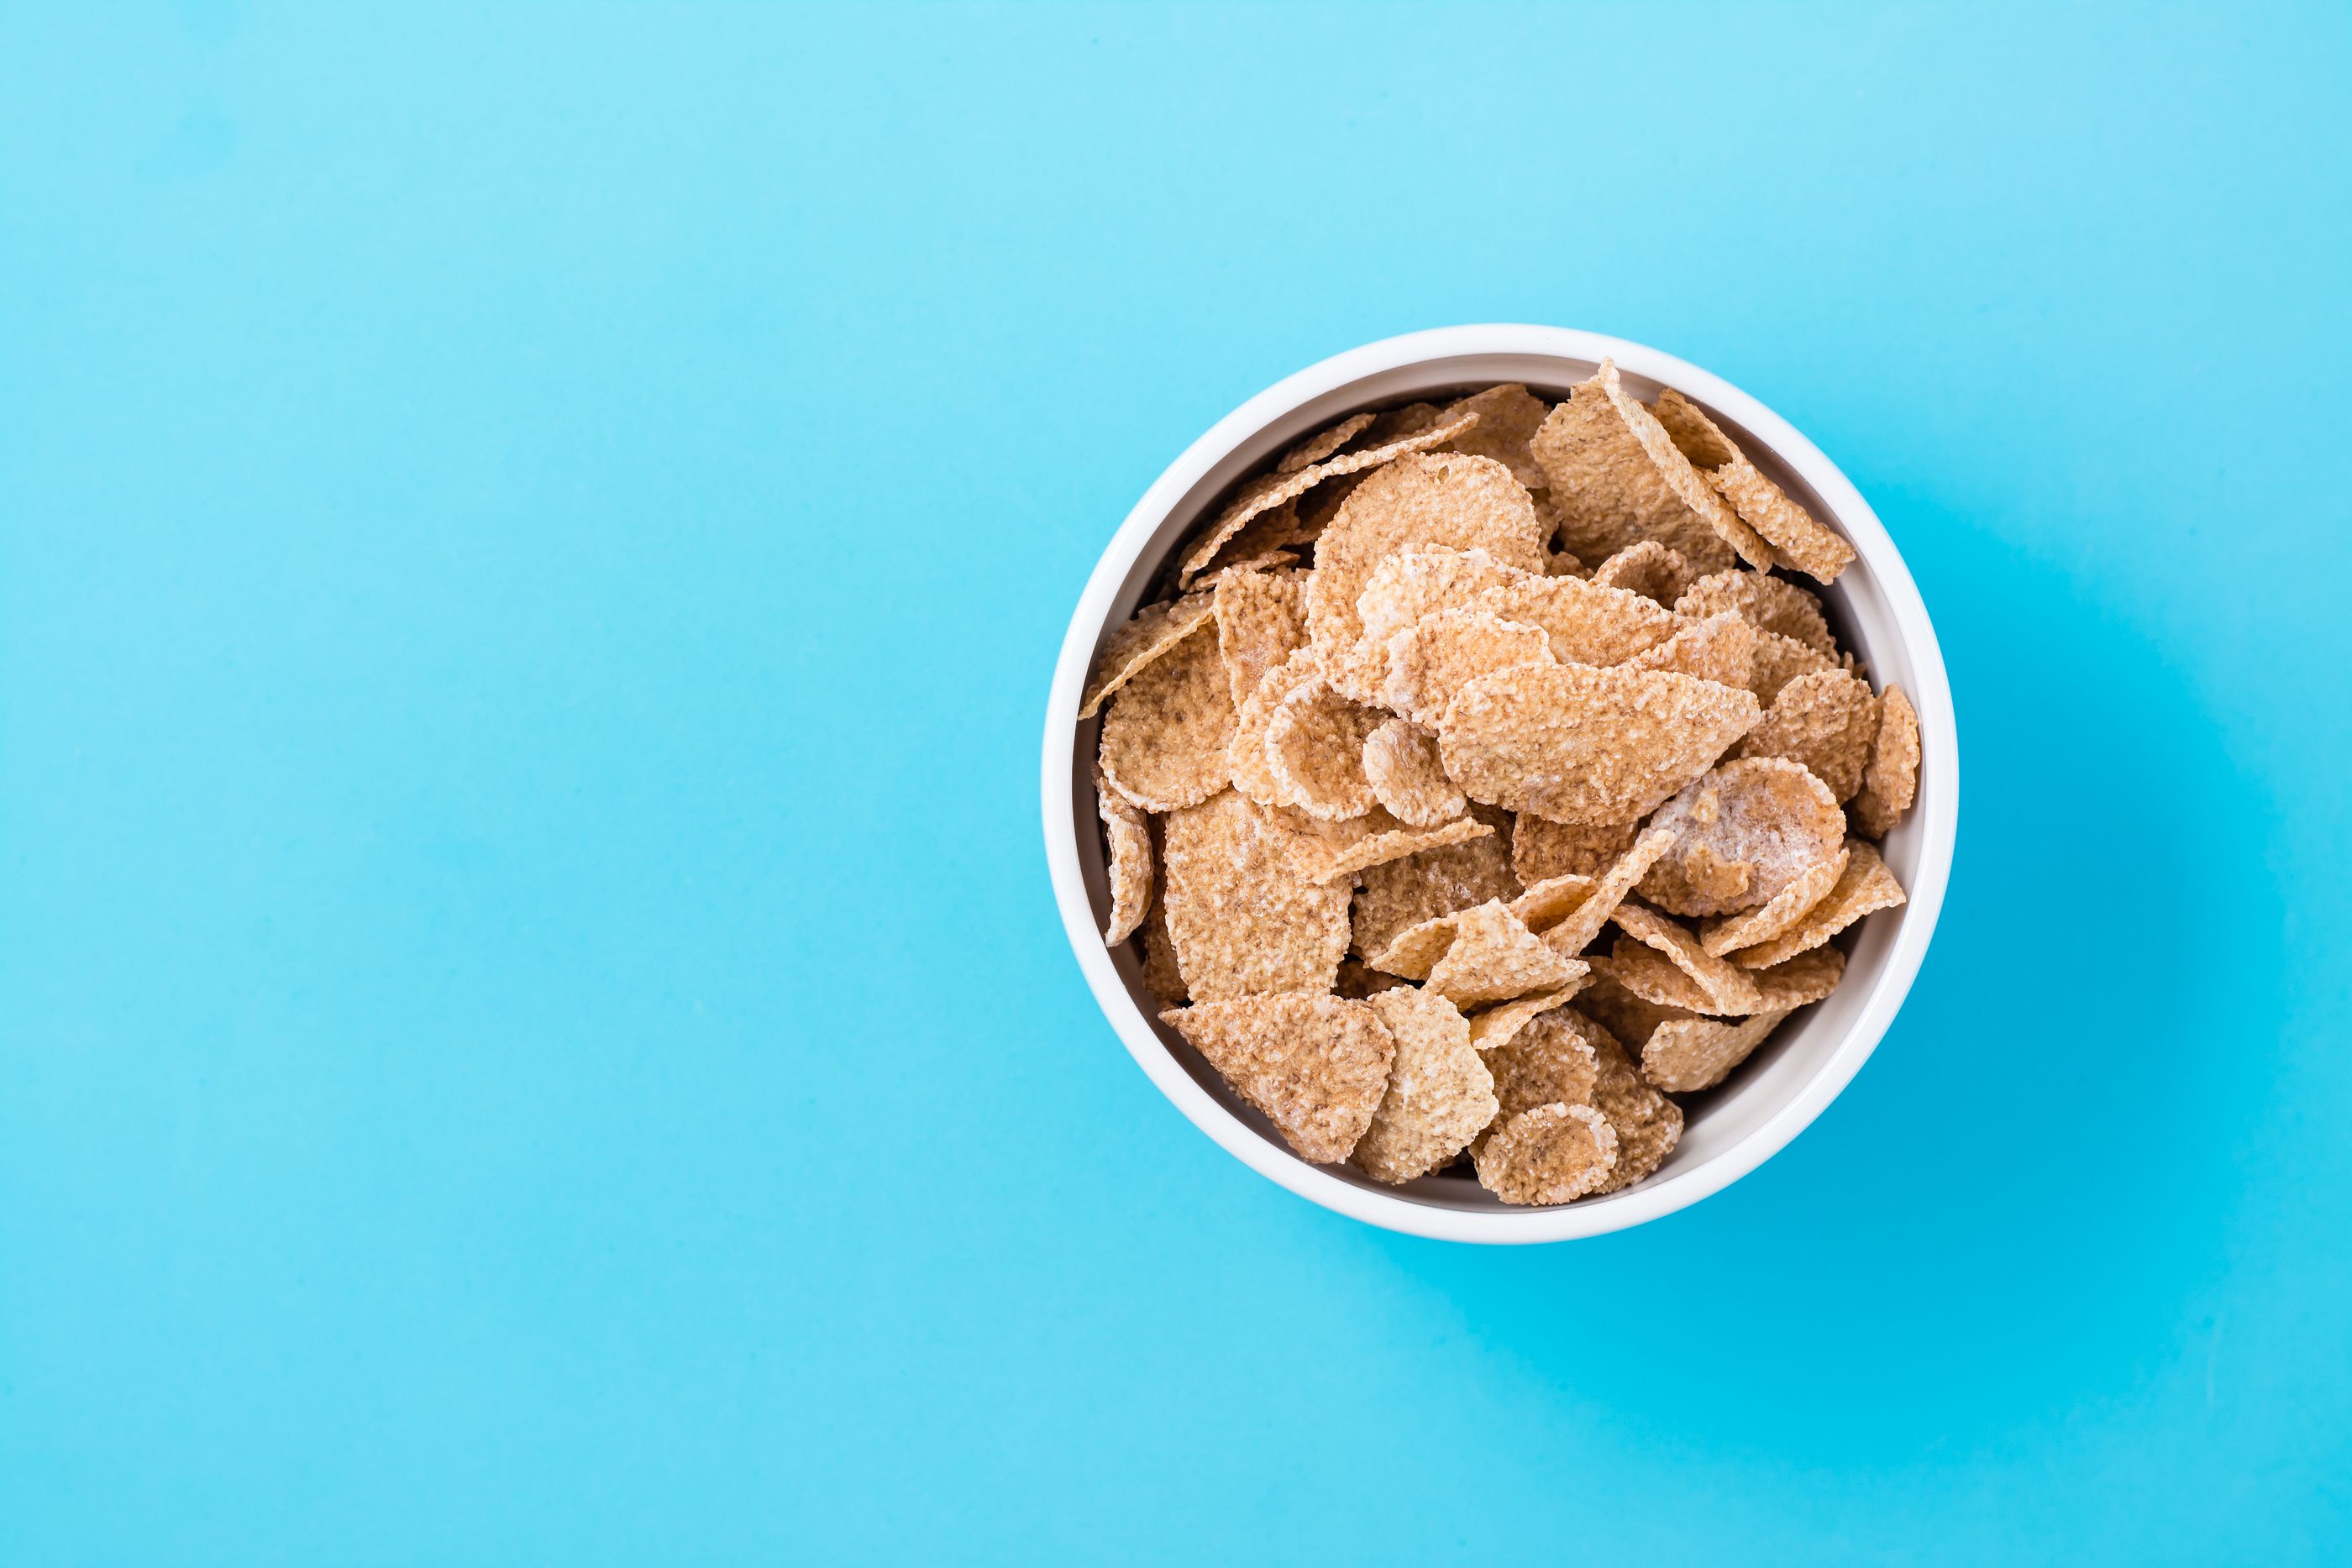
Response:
[1738, 668, 1880, 802]
[1608, 900, 1767, 1014]
[1625, 610, 1756, 689]
[1512, 815, 1641, 882]
[1530, 376, 1735, 572]
[1350, 826, 1520, 959]
[1472, 572, 1685, 668]
[1161, 994, 1396, 1162]
[1475, 1103, 1619, 1205]
[1354, 989, 1499, 1184]
[1652, 389, 1855, 584]
[1483, 1007, 1604, 1122]
[1436, 383, 1551, 490]
[1641, 1010, 1793, 1093]
[1465, 984, 1587, 1052]
[1096, 763, 1154, 946]
[1380, 607, 1554, 728]
[1851, 684, 1920, 838]
[1536, 826, 1678, 957]
[1276, 412, 1377, 475]
[1098, 614, 1239, 811]
[1674, 569, 1836, 657]
[1598, 362, 1777, 571]
[1160, 789, 1351, 1000]
[1361, 717, 1466, 827]
[1352, 545, 1534, 652]
[1728, 839, 1905, 968]
[1638, 758, 1846, 916]
[1080, 591, 1217, 719]
[1213, 568, 1309, 711]
[1264, 679, 1384, 820]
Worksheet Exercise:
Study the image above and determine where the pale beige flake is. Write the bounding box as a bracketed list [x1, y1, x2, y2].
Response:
[1361, 717, 1467, 827]
[1508, 872, 1595, 931]
[1350, 826, 1520, 959]
[1177, 410, 1479, 586]
[1594, 933, 1835, 1018]
[1354, 989, 1499, 1184]
[1700, 847, 1848, 956]
[1653, 388, 1856, 584]
[1475, 1103, 1618, 1205]
[1641, 1010, 1793, 1094]
[1748, 627, 1844, 703]
[1188, 499, 1300, 584]
[1608, 900, 1766, 1014]
[1277, 808, 1494, 888]
[1751, 946, 1847, 1008]
[1437, 663, 1761, 826]
[1264, 679, 1384, 821]
[1851, 684, 1921, 838]
[1588, 540, 1698, 607]
[1079, 591, 1216, 719]
[1625, 610, 1756, 689]
[1675, 569, 1836, 658]
[1738, 669, 1881, 803]
[1380, 608, 1554, 729]
[1512, 815, 1641, 882]
[1359, 401, 1445, 445]
[1160, 994, 1395, 1163]
[1530, 375, 1735, 573]
[1536, 826, 1677, 958]
[1160, 790, 1351, 1001]
[1588, 1025, 1683, 1193]
[1590, 941, 1725, 1014]
[1098, 615, 1239, 812]
[1465, 984, 1587, 1052]
[1472, 572, 1685, 668]
[1598, 362, 1777, 571]
[1276, 411, 1377, 474]
[1352, 545, 1534, 653]
[1483, 1007, 1602, 1120]
[1728, 838, 1906, 968]
[1375, 900, 1586, 1011]
[1638, 758, 1846, 916]
[1436, 383, 1551, 490]
[1213, 568, 1308, 710]
[1096, 763, 1154, 946]
[1305, 453, 1551, 696]
[1227, 645, 1324, 809]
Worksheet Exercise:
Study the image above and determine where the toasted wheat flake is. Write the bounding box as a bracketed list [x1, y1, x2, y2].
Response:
[1483, 1007, 1604, 1121]
[1361, 401, 1446, 445]
[1161, 994, 1395, 1163]
[1436, 383, 1551, 490]
[1361, 717, 1466, 827]
[1574, 972, 1697, 1051]
[1160, 790, 1351, 1000]
[1639, 758, 1845, 916]
[1591, 940, 1738, 1015]
[1751, 946, 1847, 1007]
[1099, 615, 1239, 811]
[1674, 569, 1837, 658]
[1609, 900, 1766, 1014]
[1079, 592, 1218, 719]
[1350, 825, 1520, 958]
[1424, 904, 1587, 1009]
[1509, 872, 1596, 931]
[1306, 453, 1551, 695]
[1641, 1010, 1793, 1093]
[1548, 548, 1588, 577]
[1588, 1024, 1683, 1191]
[1537, 826, 1677, 958]
[1178, 411, 1480, 586]
[1625, 610, 1756, 690]
[1096, 763, 1154, 946]
[1476, 1101, 1617, 1204]
[1700, 847, 1847, 956]
[1380, 608, 1555, 728]
[1599, 363, 1777, 571]
[1530, 376, 1735, 572]
[1589, 540, 1698, 607]
[1651, 390, 1854, 583]
[1189, 499, 1302, 583]
[1140, 891, 1188, 1006]
[1472, 573, 1686, 668]
[1335, 957, 1410, 998]
[1355, 989, 1498, 1183]
[1438, 663, 1760, 826]
[1353, 545, 1536, 653]
[1264, 679, 1385, 820]
[1277, 411, 1378, 475]
[1275, 807, 1495, 887]
[1512, 815, 1641, 882]
[1466, 984, 1587, 1052]
[1851, 684, 1920, 838]
[1728, 838, 1906, 968]
[1738, 668, 1880, 802]
[1749, 627, 1845, 703]
[1213, 568, 1309, 711]
[1227, 645, 1324, 808]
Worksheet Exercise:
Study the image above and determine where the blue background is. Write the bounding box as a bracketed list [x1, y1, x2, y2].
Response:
[3, 3, 2348, 1563]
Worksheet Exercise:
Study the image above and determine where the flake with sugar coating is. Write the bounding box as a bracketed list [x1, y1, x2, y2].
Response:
[1599, 362, 1777, 571]
[1079, 591, 1216, 719]
[1178, 412, 1479, 586]
[1277, 411, 1377, 474]
[1609, 900, 1766, 1014]
[1588, 1025, 1683, 1192]
[1852, 684, 1920, 837]
[1473, 572, 1685, 668]
[1438, 663, 1761, 826]
[1625, 610, 1755, 689]
[1700, 847, 1848, 956]
[1351, 826, 1520, 959]
[1537, 826, 1677, 957]
[1642, 1010, 1793, 1093]
[1354, 989, 1498, 1183]
[1306, 452, 1551, 694]
[1588, 540, 1698, 607]
[1264, 679, 1384, 820]
[1638, 758, 1845, 915]
[1160, 994, 1396, 1163]
[1214, 569, 1308, 711]
[1483, 1007, 1604, 1121]
[1380, 608, 1554, 728]
[1513, 815, 1641, 882]
[1160, 790, 1351, 1000]
[1352, 545, 1534, 653]
[1098, 615, 1238, 811]
[1652, 389, 1855, 583]
[1465, 983, 1587, 1051]
[1675, 569, 1836, 657]
[1530, 377, 1735, 572]
[1436, 383, 1552, 490]
[1361, 717, 1466, 827]
[1728, 839, 1906, 968]
[1226, 645, 1324, 808]
[1096, 763, 1154, 945]
[1738, 669, 1880, 802]
[1475, 1102, 1619, 1205]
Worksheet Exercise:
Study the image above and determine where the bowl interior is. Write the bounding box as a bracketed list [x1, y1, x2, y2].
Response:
[1063, 349, 1936, 1218]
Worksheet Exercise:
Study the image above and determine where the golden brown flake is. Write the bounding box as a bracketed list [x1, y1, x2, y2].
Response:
[1472, 572, 1685, 668]
[1638, 758, 1846, 916]
[1851, 684, 1921, 838]
[1574, 972, 1696, 1051]
[1508, 872, 1596, 931]
[1379, 608, 1554, 728]
[1598, 363, 1777, 571]
[1475, 1102, 1618, 1205]
[1277, 807, 1495, 887]
[1213, 568, 1309, 711]
[1140, 892, 1189, 1007]
[1529, 375, 1735, 572]
[1748, 627, 1843, 703]
[1096, 763, 1154, 946]
[1160, 994, 1396, 1163]
[1674, 569, 1837, 658]
[1727, 838, 1906, 968]
[1098, 615, 1239, 811]
[1750, 946, 1847, 1008]
[1465, 984, 1587, 1052]
[1354, 989, 1499, 1184]
[1079, 591, 1217, 720]
[1160, 790, 1351, 1000]
[1536, 826, 1678, 957]
[1625, 610, 1756, 688]
[1436, 383, 1551, 490]
[1483, 1007, 1603, 1120]
[1226, 645, 1324, 809]
[1437, 663, 1760, 826]
[1588, 540, 1698, 607]
[1651, 390, 1854, 583]
[1738, 669, 1881, 802]
[1641, 1010, 1793, 1093]
[1422, 903, 1588, 1009]
[1352, 545, 1535, 653]
[1608, 900, 1766, 1014]
[1699, 847, 1848, 956]
[1264, 679, 1385, 821]
[1350, 826, 1521, 958]
[1512, 815, 1641, 882]
[1361, 717, 1466, 827]
[1277, 411, 1377, 475]
[1587, 1024, 1683, 1192]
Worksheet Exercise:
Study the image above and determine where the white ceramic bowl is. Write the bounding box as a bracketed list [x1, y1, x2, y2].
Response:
[1042, 325, 1957, 1243]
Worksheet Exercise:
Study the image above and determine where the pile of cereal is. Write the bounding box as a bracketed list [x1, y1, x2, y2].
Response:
[1081, 364, 1918, 1205]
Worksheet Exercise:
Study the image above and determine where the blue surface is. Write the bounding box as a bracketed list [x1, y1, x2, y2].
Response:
[3, 4, 2348, 1563]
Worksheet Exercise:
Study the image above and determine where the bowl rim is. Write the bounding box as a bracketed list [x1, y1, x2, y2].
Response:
[1039, 324, 1958, 1244]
